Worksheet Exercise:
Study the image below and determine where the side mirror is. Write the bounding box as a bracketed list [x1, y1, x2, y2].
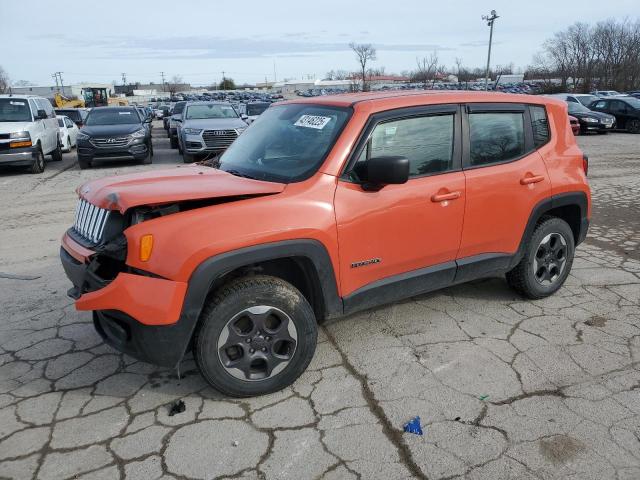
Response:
[144, 117, 152, 123]
[35, 109, 48, 120]
[356, 156, 410, 190]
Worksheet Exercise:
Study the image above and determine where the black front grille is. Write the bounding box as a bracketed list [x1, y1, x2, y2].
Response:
[202, 129, 238, 149]
[90, 137, 131, 148]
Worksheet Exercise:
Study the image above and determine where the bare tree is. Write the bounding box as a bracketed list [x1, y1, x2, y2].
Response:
[0, 66, 9, 94]
[537, 19, 640, 92]
[415, 51, 439, 89]
[349, 43, 376, 91]
[166, 75, 183, 95]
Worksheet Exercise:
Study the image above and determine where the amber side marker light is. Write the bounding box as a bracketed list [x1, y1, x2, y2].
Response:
[10, 140, 32, 148]
[139, 235, 154, 262]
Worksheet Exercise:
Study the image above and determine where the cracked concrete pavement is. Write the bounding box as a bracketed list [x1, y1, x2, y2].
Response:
[0, 125, 638, 479]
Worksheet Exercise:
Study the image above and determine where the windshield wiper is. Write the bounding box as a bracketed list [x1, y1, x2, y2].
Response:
[224, 169, 258, 180]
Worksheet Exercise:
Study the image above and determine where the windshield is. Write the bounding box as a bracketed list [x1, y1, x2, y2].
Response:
[577, 95, 598, 107]
[0, 98, 32, 122]
[567, 102, 591, 114]
[624, 98, 640, 109]
[246, 104, 269, 116]
[173, 102, 186, 114]
[185, 104, 238, 120]
[85, 109, 141, 126]
[218, 104, 351, 183]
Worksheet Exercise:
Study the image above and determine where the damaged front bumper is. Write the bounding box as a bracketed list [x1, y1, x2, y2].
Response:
[60, 230, 189, 367]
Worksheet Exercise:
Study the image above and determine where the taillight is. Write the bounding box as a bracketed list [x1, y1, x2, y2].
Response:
[582, 154, 589, 176]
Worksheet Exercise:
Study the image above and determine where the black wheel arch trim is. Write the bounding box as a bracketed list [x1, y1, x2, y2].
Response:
[510, 191, 589, 269]
[111, 239, 342, 368]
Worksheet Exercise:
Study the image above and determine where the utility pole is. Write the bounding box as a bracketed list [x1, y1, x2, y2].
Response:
[52, 73, 60, 92]
[482, 10, 499, 91]
[160, 72, 166, 92]
[121, 73, 127, 85]
[221, 71, 226, 90]
[58, 72, 65, 96]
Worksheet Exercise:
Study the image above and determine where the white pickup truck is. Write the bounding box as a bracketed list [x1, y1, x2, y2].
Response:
[0, 95, 62, 173]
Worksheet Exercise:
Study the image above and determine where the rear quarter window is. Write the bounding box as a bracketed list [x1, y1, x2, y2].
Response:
[530, 106, 550, 148]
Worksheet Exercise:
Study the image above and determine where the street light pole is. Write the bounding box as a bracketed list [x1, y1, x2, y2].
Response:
[482, 10, 499, 91]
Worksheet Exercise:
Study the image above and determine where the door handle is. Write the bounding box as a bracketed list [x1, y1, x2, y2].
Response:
[431, 191, 461, 202]
[520, 175, 545, 185]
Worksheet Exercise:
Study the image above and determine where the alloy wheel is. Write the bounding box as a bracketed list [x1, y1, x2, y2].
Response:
[217, 305, 298, 381]
[532, 232, 567, 286]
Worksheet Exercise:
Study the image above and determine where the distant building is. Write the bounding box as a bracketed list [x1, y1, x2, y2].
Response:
[10, 83, 115, 100]
[115, 82, 190, 96]
[496, 74, 525, 85]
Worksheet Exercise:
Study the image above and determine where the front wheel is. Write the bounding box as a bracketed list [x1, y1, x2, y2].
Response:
[506, 217, 575, 299]
[170, 136, 178, 149]
[628, 119, 640, 134]
[29, 148, 45, 174]
[194, 275, 317, 397]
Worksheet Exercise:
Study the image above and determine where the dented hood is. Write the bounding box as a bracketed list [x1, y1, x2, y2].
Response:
[77, 166, 286, 213]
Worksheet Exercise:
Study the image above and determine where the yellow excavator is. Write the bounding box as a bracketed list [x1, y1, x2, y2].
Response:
[54, 88, 129, 108]
[54, 92, 84, 108]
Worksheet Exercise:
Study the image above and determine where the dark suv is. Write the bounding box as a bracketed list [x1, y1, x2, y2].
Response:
[76, 107, 153, 169]
[590, 97, 640, 133]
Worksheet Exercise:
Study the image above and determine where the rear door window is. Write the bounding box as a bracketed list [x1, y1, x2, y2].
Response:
[469, 112, 525, 166]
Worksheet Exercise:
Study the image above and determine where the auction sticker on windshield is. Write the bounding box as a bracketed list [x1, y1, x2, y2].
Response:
[119, 112, 132, 115]
[294, 115, 332, 129]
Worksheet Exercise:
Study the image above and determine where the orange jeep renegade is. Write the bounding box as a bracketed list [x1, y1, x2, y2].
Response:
[61, 91, 590, 397]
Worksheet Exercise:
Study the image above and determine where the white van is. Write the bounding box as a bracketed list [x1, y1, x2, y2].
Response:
[0, 95, 62, 173]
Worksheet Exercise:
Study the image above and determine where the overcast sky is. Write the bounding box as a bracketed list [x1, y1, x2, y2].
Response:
[1, 0, 638, 86]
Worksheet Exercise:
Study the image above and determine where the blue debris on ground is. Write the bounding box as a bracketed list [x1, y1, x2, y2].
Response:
[403, 416, 424, 435]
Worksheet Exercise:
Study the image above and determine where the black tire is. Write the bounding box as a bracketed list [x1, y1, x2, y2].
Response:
[597, 131, 607, 135]
[183, 152, 195, 163]
[506, 217, 575, 299]
[628, 119, 640, 134]
[194, 275, 317, 397]
[178, 142, 183, 155]
[66, 138, 72, 151]
[78, 157, 92, 169]
[29, 147, 45, 174]
[50, 143, 63, 162]
[170, 136, 178, 149]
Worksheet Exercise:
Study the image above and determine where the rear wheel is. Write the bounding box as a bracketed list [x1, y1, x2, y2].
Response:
[628, 119, 640, 134]
[506, 217, 575, 299]
[194, 275, 317, 397]
[29, 147, 45, 174]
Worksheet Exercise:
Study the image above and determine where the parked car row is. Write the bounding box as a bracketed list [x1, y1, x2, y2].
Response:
[548, 93, 640, 134]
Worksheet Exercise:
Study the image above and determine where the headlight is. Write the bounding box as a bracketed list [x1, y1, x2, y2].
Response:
[10, 131, 30, 140]
[131, 204, 180, 225]
[131, 129, 146, 138]
[183, 128, 203, 135]
[583, 117, 598, 123]
[77, 132, 90, 140]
